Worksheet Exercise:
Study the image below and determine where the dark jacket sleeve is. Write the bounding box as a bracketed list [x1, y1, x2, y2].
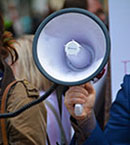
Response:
[104, 75, 130, 145]
[70, 123, 110, 145]
[70, 75, 130, 145]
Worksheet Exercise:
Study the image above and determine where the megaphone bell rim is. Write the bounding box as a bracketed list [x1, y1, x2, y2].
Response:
[33, 8, 110, 86]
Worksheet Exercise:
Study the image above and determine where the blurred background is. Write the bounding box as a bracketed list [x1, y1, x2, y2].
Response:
[0, 0, 108, 37]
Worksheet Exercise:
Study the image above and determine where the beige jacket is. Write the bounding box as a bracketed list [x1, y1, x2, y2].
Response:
[0, 80, 47, 145]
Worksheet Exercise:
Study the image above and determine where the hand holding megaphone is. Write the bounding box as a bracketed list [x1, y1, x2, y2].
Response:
[64, 83, 96, 119]
[64, 40, 94, 116]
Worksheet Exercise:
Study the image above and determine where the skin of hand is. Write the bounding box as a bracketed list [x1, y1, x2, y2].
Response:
[64, 82, 96, 120]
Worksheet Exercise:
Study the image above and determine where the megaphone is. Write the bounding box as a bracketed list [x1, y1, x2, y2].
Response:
[33, 8, 110, 115]
[0, 8, 110, 119]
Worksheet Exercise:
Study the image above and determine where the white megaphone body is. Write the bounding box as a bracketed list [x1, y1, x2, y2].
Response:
[33, 8, 110, 116]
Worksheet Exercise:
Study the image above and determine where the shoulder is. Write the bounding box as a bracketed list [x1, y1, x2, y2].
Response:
[14, 79, 39, 98]
[16, 80, 39, 97]
[6, 79, 47, 119]
[121, 75, 130, 97]
[7, 80, 40, 112]
[115, 75, 130, 100]
[108, 75, 130, 127]
[114, 74, 130, 105]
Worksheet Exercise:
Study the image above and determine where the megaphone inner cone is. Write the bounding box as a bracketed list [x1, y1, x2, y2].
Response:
[65, 40, 94, 71]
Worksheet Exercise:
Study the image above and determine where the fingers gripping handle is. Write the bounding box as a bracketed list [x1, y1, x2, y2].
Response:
[74, 104, 83, 116]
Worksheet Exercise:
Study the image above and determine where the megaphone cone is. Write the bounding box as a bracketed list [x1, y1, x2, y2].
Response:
[33, 8, 110, 86]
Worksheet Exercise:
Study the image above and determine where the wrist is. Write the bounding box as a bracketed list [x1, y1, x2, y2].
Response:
[71, 111, 96, 144]
[77, 110, 96, 130]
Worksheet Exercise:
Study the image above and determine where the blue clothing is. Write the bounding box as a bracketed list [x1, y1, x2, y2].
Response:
[71, 75, 130, 145]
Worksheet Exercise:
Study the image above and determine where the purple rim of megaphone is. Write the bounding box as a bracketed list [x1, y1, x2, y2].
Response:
[33, 8, 110, 86]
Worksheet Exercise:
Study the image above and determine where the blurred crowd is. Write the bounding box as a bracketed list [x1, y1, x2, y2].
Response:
[0, 0, 108, 38]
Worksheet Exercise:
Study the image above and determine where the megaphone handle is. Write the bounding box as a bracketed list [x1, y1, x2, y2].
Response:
[74, 104, 83, 116]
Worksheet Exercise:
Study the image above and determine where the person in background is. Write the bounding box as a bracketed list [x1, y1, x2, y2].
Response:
[0, 13, 47, 145]
[8, 3, 24, 37]
[13, 35, 72, 145]
[87, 0, 106, 22]
[63, 0, 106, 23]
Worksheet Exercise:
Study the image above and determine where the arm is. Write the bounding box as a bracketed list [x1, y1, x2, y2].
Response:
[64, 83, 110, 145]
[6, 81, 47, 145]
